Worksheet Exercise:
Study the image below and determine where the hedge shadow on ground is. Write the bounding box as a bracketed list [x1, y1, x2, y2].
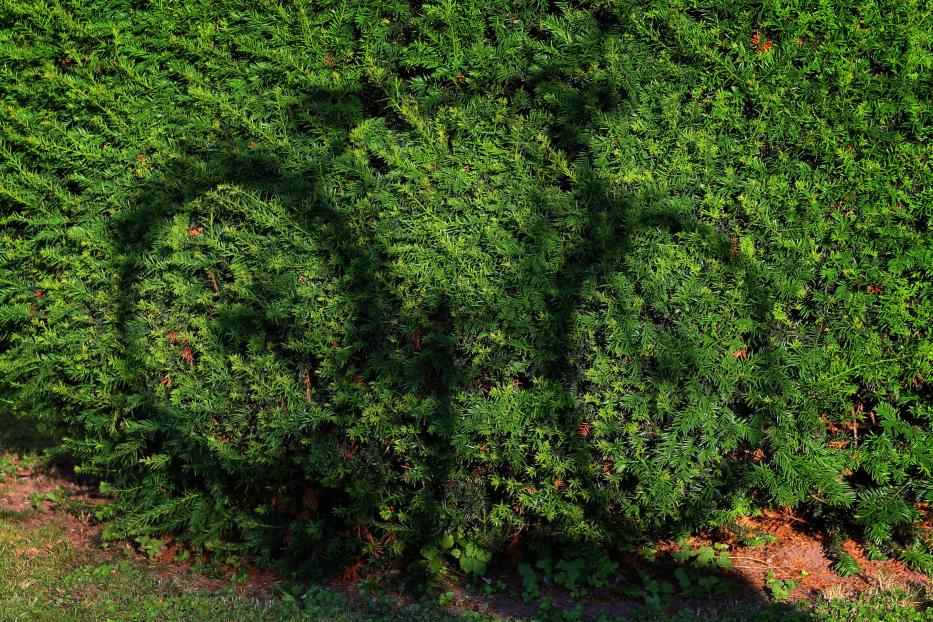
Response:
[0, 411, 55, 453]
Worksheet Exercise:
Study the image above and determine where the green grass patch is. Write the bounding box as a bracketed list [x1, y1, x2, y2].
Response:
[0, 513, 487, 621]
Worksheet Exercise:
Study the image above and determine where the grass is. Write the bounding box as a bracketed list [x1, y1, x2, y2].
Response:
[0, 482, 479, 621]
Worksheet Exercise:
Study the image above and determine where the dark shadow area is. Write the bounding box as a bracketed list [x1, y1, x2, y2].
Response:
[0, 411, 55, 453]
[103, 84, 468, 568]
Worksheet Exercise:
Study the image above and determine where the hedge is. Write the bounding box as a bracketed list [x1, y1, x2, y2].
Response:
[1, 0, 931, 573]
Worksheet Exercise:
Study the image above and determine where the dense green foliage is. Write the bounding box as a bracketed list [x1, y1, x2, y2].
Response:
[1, 0, 931, 572]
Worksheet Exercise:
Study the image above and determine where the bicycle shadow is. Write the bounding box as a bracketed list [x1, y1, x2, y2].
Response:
[99, 36, 813, 618]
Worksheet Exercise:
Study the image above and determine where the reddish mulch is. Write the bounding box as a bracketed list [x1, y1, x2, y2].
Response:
[693, 508, 931, 601]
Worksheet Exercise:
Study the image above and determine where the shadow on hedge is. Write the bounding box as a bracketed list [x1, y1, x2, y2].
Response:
[78, 16, 833, 605]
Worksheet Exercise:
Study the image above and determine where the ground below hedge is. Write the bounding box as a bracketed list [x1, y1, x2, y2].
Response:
[2, 449, 930, 622]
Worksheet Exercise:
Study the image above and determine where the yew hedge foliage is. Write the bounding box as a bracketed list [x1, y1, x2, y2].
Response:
[1, 0, 931, 573]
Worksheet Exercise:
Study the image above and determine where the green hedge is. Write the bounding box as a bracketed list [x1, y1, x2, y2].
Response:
[1, 0, 931, 572]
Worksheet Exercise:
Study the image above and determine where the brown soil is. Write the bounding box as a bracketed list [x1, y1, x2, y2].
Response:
[701, 509, 931, 601]
[0, 456, 104, 539]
